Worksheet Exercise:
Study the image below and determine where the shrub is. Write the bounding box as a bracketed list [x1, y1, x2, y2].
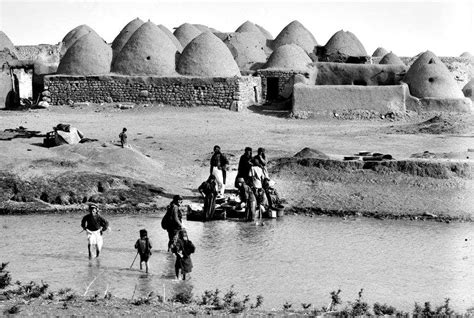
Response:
[373, 302, 397, 315]
[171, 284, 193, 304]
[0, 263, 12, 289]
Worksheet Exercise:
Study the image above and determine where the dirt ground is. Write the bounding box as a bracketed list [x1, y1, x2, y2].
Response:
[0, 104, 473, 220]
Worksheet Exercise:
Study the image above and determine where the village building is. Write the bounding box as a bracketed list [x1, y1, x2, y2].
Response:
[173, 23, 202, 49]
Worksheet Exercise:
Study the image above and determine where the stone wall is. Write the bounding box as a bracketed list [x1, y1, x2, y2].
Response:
[44, 75, 262, 109]
[257, 68, 313, 100]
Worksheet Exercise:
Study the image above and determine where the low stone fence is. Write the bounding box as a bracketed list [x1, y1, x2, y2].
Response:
[292, 83, 408, 118]
[44, 75, 262, 109]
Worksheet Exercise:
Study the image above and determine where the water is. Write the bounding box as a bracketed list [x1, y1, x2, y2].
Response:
[1, 214, 473, 312]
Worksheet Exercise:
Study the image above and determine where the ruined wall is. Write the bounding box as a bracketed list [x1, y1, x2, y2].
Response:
[292, 83, 408, 118]
[257, 69, 312, 100]
[44, 75, 262, 109]
[373, 56, 473, 88]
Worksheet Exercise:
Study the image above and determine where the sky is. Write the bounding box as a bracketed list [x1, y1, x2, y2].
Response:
[0, 0, 473, 57]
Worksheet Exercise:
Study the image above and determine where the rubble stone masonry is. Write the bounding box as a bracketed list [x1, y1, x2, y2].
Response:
[44, 75, 262, 109]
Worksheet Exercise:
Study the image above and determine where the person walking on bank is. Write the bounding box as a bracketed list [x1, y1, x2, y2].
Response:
[198, 174, 218, 221]
[210, 145, 229, 197]
[81, 203, 109, 259]
[161, 195, 184, 252]
[235, 147, 253, 188]
[134, 229, 152, 273]
[171, 229, 195, 280]
[119, 127, 128, 148]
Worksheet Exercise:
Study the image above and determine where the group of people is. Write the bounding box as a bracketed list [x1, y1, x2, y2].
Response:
[199, 145, 279, 223]
[80, 145, 277, 278]
[80, 195, 195, 280]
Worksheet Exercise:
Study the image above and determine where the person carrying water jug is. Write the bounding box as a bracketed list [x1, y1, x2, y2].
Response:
[161, 195, 184, 251]
[81, 203, 109, 259]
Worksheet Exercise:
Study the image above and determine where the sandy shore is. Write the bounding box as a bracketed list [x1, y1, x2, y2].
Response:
[0, 104, 473, 221]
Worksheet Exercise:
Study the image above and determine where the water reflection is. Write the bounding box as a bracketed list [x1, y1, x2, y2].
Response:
[1, 214, 473, 311]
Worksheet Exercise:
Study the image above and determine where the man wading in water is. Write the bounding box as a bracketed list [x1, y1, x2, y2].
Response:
[81, 203, 109, 259]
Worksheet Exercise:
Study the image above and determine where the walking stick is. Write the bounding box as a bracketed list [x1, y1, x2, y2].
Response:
[130, 252, 139, 269]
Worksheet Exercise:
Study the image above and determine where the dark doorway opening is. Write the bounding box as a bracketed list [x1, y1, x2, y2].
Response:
[266, 77, 279, 101]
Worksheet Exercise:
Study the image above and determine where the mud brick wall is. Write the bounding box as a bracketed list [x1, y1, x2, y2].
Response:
[372, 56, 473, 88]
[44, 75, 262, 109]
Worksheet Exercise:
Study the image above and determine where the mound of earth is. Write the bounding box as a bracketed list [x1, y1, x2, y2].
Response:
[387, 114, 473, 135]
[293, 147, 329, 159]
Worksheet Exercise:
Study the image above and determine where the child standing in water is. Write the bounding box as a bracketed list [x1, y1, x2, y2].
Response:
[135, 229, 152, 273]
[171, 229, 195, 280]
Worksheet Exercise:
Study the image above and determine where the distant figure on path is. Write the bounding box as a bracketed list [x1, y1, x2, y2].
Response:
[81, 203, 109, 259]
[210, 145, 229, 196]
[119, 127, 128, 148]
[198, 174, 218, 221]
[135, 229, 152, 273]
[171, 229, 195, 280]
[162, 195, 184, 251]
[235, 147, 253, 188]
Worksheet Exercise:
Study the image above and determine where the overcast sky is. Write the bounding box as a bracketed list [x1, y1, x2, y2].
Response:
[0, 0, 473, 57]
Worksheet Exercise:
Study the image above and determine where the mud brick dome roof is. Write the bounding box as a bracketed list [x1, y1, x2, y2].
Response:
[60, 24, 97, 57]
[379, 52, 405, 65]
[177, 32, 241, 77]
[324, 30, 367, 57]
[460, 52, 473, 58]
[158, 24, 183, 52]
[256, 24, 273, 40]
[236, 21, 262, 34]
[111, 22, 178, 76]
[403, 51, 464, 99]
[372, 47, 389, 57]
[272, 20, 317, 53]
[223, 32, 267, 71]
[57, 32, 112, 75]
[0, 31, 18, 57]
[264, 44, 312, 70]
[173, 23, 202, 49]
[111, 18, 144, 63]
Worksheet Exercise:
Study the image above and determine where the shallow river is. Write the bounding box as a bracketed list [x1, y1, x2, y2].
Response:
[1, 214, 473, 312]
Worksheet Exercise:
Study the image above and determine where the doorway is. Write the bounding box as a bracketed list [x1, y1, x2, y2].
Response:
[266, 77, 279, 101]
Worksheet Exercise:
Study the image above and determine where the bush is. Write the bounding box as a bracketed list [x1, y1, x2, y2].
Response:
[0, 262, 12, 289]
[171, 284, 193, 304]
[373, 302, 397, 315]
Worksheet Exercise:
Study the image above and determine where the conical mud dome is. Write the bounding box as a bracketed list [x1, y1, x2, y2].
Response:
[404, 51, 464, 99]
[324, 30, 367, 57]
[177, 32, 240, 77]
[372, 47, 389, 57]
[112, 22, 178, 76]
[272, 20, 317, 53]
[223, 32, 267, 71]
[173, 23, 202, 49]
[264, 44, 311, 70]
[61, 25, 97, 57]
[460, 52, 473, 58]
[57, 32, 112, 75]
[255, 24, 273, 40]
[236, 21, 261, 34]
[379, 52, 405, 65]
[0, 31, 18, 58]
[158, 24, 183, 52]
[111, 18, 144, 63]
